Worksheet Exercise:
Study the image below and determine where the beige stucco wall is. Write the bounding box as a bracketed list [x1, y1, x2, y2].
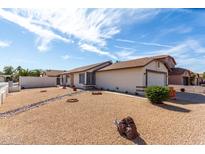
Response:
[96, 67, 144, 94]
[96, 60, 168, 94]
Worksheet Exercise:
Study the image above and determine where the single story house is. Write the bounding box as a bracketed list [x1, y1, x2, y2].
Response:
[95, 56, 172, 94]
[63, 55, 176, 94]
[168, 67, 191, 85]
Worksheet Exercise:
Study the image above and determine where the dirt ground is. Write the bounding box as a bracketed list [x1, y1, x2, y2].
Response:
[0, 87, 205, 145]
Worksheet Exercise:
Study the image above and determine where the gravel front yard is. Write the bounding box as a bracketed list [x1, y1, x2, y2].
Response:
[0, 87, 205, 144]
[0, 87, 74, 112]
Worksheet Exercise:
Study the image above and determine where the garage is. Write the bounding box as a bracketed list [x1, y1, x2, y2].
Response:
[146, 70, 167, 87]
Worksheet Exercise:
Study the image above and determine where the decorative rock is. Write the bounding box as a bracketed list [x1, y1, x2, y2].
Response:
[115, 116, 138, 140]
[117, 119, 127, 136]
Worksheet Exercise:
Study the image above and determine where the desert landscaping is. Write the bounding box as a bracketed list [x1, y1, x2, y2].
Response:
[0, 87, 205, 144]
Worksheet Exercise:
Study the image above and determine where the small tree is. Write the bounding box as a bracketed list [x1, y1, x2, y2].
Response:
[18, 69, 30, 76]
[203, 72, 205, 79]
[3, 66, 14, 75]
[29, 69, 41, 77]
[145, 86, 169, 104]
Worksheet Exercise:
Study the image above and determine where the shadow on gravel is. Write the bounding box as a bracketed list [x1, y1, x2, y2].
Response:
[121, 133, 147, 145]
[153, 103, 191, 113]
[132, 136, 147, 145]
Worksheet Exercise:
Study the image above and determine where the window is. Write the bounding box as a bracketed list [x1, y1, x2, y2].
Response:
[86, 72, 95, 85]
[79, 73, 85, 84]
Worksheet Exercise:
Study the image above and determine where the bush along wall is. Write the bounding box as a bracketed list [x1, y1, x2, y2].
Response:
[145, 86, 169, 104]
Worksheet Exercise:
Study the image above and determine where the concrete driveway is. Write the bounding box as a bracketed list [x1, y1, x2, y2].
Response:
[175, 92, 205, 104]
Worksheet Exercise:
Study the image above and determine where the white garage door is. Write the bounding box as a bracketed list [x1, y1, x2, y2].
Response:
[147, 71, 166, 87]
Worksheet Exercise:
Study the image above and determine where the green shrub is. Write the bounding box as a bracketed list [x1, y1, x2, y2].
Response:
[145, 86, 169, 103]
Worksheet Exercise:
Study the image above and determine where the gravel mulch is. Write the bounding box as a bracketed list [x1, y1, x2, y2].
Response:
[0, 87, 75, 112]
[0, 89, 205, 144]
[0, 90, 83, 118]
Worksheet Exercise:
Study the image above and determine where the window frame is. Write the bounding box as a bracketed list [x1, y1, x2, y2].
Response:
[79, 73, 85, 84]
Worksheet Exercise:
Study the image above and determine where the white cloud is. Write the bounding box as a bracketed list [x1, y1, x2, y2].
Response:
[36, 38, 51, 52]
[0, 40, 12, 48]
[151, 39, 205, 56]
[80, 43, 117, 59]
[167, 26, 193, 34]
[115, 39, 173, 48]
[157, 25, 193, 39]
[144, 39, 205, 72]
[137, 41, 173, 48]
[0, 9, 70, 52]
[115, 50, 140, 60]
[111, 39, 205, 72]
[61, 54, 70, 60]
[0, 8, 160, 54]
[114, 45, 136, 51]
[116, 38, 135, 43]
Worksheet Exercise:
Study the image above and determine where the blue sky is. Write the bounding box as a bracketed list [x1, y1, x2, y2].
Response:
[0, 8, 205, 72]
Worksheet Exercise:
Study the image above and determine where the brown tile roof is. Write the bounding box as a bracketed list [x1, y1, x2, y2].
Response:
[98, 55, 172, 72]
[64, 61, 112, 74]
[169, 68, 191, 75]
[152, 55, 176, 64]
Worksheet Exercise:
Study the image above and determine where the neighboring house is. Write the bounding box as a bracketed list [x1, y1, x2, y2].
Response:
[168, 68, 191, 85]
[42, 70, 66, 77]
[190, 72, 201, 85]
[63, 55, 176, 94]
[0, 75, 12, 82]
[62, 61, 112, 89]
[42, 70, 66, 85]
[199, 74, 204, 84]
